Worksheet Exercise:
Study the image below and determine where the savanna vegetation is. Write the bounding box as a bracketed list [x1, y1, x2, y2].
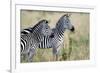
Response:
[20, 10, 90, 62]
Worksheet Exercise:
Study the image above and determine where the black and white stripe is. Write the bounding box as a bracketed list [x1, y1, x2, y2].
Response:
[21, 14, 75, 61]
[21, 20, 52, 62]
[21, 27, 33, 35]
[39, 14, 74, 51]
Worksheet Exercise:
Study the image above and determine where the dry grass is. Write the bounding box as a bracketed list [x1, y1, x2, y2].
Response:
[20, 10, 90, 62]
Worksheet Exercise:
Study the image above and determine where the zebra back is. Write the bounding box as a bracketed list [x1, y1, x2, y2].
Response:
[21, 20, 52, 54]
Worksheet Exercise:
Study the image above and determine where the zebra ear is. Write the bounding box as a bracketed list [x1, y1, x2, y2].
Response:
[66, 13, 72, 17]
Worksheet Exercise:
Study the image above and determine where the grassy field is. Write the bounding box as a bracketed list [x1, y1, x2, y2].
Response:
[20, 10, 90, 62]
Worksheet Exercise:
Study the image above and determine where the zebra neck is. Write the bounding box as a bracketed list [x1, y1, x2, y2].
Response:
[32, 31, 43, 42]
[55, 27, 64, 38]
[57, 24, 65, 33]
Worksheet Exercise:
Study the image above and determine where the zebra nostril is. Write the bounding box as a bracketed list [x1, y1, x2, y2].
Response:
[70, 26, 75, 32]
[45, 20, 48, 23]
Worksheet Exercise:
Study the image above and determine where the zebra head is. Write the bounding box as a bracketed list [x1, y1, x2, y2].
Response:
[57, 14, 75, 32]
[21, 20, 52, 36]
[39, 20, 52, 36]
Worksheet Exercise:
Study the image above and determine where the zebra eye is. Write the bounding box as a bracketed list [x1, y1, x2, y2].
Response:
[66, 20, 69, 23]
[46, 27, 48, 29]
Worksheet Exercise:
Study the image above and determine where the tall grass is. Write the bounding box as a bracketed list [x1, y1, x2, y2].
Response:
[21, 10, 90, 62]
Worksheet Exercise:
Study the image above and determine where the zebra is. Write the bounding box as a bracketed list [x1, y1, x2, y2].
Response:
[21, 19, 52, 62]
[39, 14, 75, 60]
[21, 14, 75, 61]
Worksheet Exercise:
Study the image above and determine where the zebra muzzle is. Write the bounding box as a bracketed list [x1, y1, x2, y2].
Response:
[70, 26, 75, 32]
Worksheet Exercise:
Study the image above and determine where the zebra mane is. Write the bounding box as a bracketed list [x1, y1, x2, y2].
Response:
[31, 19, 48, 31]
[21, 19, 48, 34]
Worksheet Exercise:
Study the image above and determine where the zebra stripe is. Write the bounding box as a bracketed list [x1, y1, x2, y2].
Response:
[21, 14, 75, 61]
[21, 20, 52, 62]
[21, 37, 27, 52]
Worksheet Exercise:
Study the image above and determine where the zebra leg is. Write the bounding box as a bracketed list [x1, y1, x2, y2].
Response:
[52, 45, 62, 61]
[27, 48, 36, 62]
[21, 50, 29, 62]
[52, 47, 59, 61]
[56, 54, 58, 61]
[53, 53, 58, 61]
